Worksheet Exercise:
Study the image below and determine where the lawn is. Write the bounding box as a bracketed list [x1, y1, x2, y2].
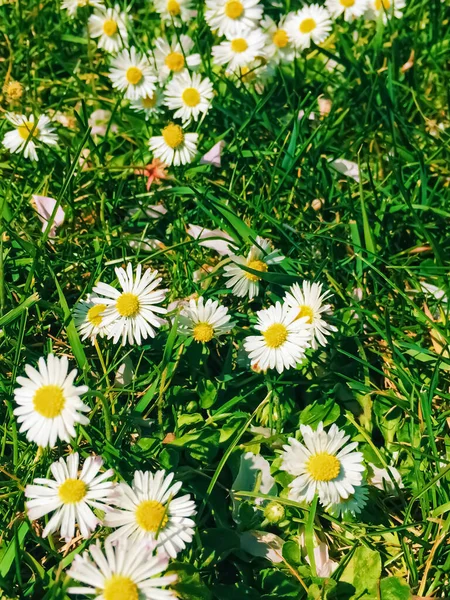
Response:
[0, 0, 449, 598]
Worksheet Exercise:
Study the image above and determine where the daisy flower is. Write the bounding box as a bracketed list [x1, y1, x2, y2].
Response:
[261, 16, 295, 64]
[73, 294, 111, 344]
[226, 60, 274, 94]
[104, 469, 197, 559]
[212, 29, 267, 71]
[244, 302, 312, 373]
[109, 47, 157, 100]
[61, 0, 104, 17]
[67, 538, 177, 599]
[285, 5, 332, 50]
[88, 5, 128, 53]
[325, 484, 369, 518]
[92, 263, 167, 346]
[281, 422, 365, 505]
[283, 280, 337, 349]
[178, 297, 235, 343]
[164, 72, 214, 123]
[13, 354, 89, 448]
[223, 236, 284, 299]
[149, 123, 198, 166]
[154, 35, 201, 82]
[25, 453, 115, 540]
[130, 89, 164, 119]
[154, 0, 196, 27]
[3, 113, 57, 162]
[365, 0, 405, 21]
[326, 0, 368, 21]
[205, 0, 263, 37]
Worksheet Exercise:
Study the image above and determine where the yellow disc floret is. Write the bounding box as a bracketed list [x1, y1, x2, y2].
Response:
[162, 123, 184, 149]
[58, 478, 87, 504]
[18, 121, 39, 141]
[244, 259, 268, 282]
[296, 305, 314, 324]
[142, 94, 157, 108]
[165, 52, 185, 72]
[87, 304, 106, 327]
[231, 38, 248, 53]
[126, 67, 143, 85]
[104, 575, 139, 600]
[102, 19, 118, 36]
[375, 0, 390, 8]
[33, 385, 65, 418]
[167, 0, 181, 15]
[272, 29, 289, 48]
[193, 322, 214, 343]
[135, 500, 169, 532]
[299, 18, 316, 34]
[263, 323, 288, 348]
[182, 87, 201, 107]
[116, 292, 140, 317]
[340, 0, 355, 6]
[307, 452, 341, 481]
[225, 0, 244, 19]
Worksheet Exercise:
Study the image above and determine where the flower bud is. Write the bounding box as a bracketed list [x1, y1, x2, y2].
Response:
[264, 501, 285, 524]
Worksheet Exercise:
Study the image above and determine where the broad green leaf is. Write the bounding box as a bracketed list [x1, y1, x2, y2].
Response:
[380, 577, 411, 600]
[340, 546, 381, 600]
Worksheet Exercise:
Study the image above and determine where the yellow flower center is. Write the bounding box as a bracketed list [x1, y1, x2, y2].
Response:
[6, 81, 23, 100]
[374, 0, 391, 7]
[58, 478, 87, 504]
[307, 452, 341, 481]
[126, 67, 143, 85]
[142, 94, 157, 108]
[299, 18, 316, 34]
[272, 29, 289, 48]
[87, 304, 106, 327]
[231, 38, 248, 53]
[263, 323, 288, 349]
[116, 292, 140, 317]
[340, 0, 355, 6]
[182, 87, 201, 107]
[193, 322, 214, 343]
[165, 51, 185, 72]
[167, 0, 181, 15]
[296, 305, 314, 324]
[135, 500, 169, 532]
[18, 122, 39, 141]
[225, 0, 244, 19]
[33, 385, 65, 418]
[104, 575, 139, 600]
[244, 259, 268, 282]
[162, 123, 184, 149]
[102, 19, 118, 36]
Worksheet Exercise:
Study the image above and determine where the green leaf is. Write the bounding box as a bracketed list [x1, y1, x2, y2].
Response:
[166, 426, 221, 462]
[340, 546, 381, 600]
[168, 562, 213, 600]
[282, 541, 302, 567]
[380, 577, 411, 600]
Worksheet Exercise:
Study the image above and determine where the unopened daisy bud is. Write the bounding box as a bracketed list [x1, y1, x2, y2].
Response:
[264, 501, 285, 524]
[311, 198, 323, 211]
[4, 80, 23, 101]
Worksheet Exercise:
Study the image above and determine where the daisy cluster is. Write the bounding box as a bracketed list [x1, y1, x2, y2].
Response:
[73, 236, 337, 373]
[1, 0, 406, 165]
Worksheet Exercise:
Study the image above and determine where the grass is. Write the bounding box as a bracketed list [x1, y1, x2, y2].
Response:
[0, 0, 450, 598]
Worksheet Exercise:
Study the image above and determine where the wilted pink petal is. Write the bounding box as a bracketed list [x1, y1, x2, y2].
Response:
[318, 97, 332, 117]
[200, 141, 225, 167]
[330, 158, 360, 182]
[186, 224, 237, 256]
[89, 109, 118, 136]
[32, 195, 65, 237]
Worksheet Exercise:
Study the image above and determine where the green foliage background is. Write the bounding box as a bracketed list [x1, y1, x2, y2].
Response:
[0, 0, 449, 597]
